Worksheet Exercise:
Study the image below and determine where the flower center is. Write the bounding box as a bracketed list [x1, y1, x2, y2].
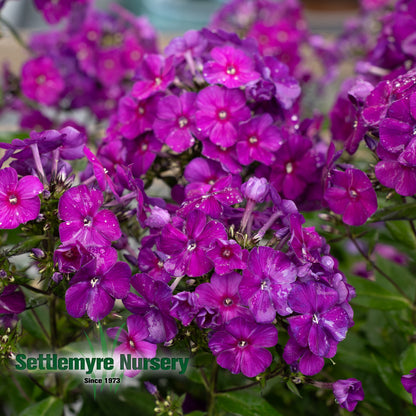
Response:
[90, 277, 99, 288]
[104, 59, 114, 69]
[178, 116, 188, 128]
[260, 280, 268, 290]
[36, 75, 46, 85]
[238, 340, 247, 348]
[8, 195, 18, 205]
[249, 136, 258, 144]
[187, 241, 197, 252]
[226, 66, 236, 75]
[223, 297, 233, 306]
[285, 162, 293, 174]
[129, 339, 135, 348]
[141, 143, 148, 152]
[312, 314, 319, 324]
[221, 248, 232, 258]
[349, 189, 358, 199]
[83, 216, 93, 227]
[218, 110, 228, 120]
[157, 260, 164, 268]
[138, 106, 145, 115]
[154, 77, 162, 86]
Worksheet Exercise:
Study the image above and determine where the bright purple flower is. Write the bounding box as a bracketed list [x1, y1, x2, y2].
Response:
[206, 239, 248, 275]
[242, 177, 270, 203]
[287, 281, 350, 357]
[107, 315, 157, 377]
[333, 379, 364, 412]
[123, 273, 177, 343]
[203, 45, 260, 88]
[96, 49, 124, 87]
[65, 260, 131, 322]
[208, 317, 278, 377]
[283, 337, 325, 376]
[54, 242, 92, 273]
[239, 246, 297, 323]
[196, 272, 249, 324]
[0, 167, 43, 229]
[195, 86, 251, 148]
[0, 285, 26, 316]
[158, 210, 227, 277]
[132, 54, 175, 100]
[154, 92, 198, 152]
[236, 115, 282, 165]
[201, 139, 242, 174]
[21, 57, 65, 106]
[401, 368, 416, 405]
[169, 291, 198, 326]
[58, 185, 121, 247]
[34, 0, 88, 24]
[324, 168, 377, 226]
[137, 248, 171, 283]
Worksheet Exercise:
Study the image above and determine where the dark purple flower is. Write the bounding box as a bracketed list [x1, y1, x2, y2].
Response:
[158, 210, 227, 277]
[137, 248, 171, 283]
[169, 291, 198, 326]
[203, 45, 260, 88]
[107, 315, 157, 377]
[239, 246, 297, 323]
[21, 57, 65, 106]
[401, 368, 416, 405]
[0, 285, 26, 316]
[324, 168, 377, 226]
[241, 177, 270, 203]
[65, 260, 131, 322]
[206, 239, 248, 275]
[333, 378, 364, 412]
[195, 86, 251, 148]
[54, 242, 92, 273]
[123, 273, 177, 343]
[0, 167, 43, 229]
[208, 317, 278, 377]
[287, 281, 349, 357]
[58, 185, 121, 246]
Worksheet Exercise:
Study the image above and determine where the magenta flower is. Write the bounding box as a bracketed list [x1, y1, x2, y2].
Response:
[206, 239, 248, 275]
[239, 246, 296, 323]
[195, 86, 251, 148]
[65, 260, 131, 322]
[21, 57, 65, 106]
[0, 285, 26, 316]
[203, 45, 260, 88]
[132, 54, 175, 100]
[401, 369, 416, 405]
[169, 292, 198, 326]
[157, 210, 227, 277]
[333, 379, 364, 412]
[0, 167, 43, 229]
[58, 185, 121, 247]
[237, 115, 282, 165]
[33, 0, 87, 24]
[324, 168, 377, 226]
[107, 315, 157, 377]
[208, 317, 278, 378]
[195, 272, 250, 324]
[153, 92, 198, 152]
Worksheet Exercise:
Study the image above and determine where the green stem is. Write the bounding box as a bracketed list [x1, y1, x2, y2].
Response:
[30, 309, 50, 341]
[207, 362, 219, 416]
[0, 14, 30, 51]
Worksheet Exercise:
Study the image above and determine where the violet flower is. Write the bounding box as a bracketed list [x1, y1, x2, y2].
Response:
[401, 369, 416, 405]
[208, 317, 278, 378]
[0, 285, 26, 326]
[206, 239, 248, 275]
[0, 167, 43, 229]
[333, 378, 365, 412]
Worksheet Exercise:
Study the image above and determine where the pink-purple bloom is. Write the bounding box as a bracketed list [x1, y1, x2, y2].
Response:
[401, 368, 416, 405]
[333, 378, 364, 412]
[0, 167, 43, 229]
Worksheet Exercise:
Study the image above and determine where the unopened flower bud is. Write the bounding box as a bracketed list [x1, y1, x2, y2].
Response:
[241, 177, 269, 203]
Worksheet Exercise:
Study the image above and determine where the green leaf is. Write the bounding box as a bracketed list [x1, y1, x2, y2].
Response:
[215, 391, 283, 416]
[19, 397, 64, 416]
[385, 221, 416, 250]
[400, 344, 416, 374]
[286, 380, 302, 398]
[20, 309, 50, 343]
[347, 276, 411, 310]
[372, 353, 413, 404]
[370, 202, 416, 223]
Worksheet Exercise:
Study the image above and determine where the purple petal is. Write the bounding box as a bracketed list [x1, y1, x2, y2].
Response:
[240, 347, 273, 377]
[86, 286, 114, 322]
[16, 175, 43, 199]
[93, 210, 122, 242]
[65, 281, 90, 318]
[101, 262, 131, 299]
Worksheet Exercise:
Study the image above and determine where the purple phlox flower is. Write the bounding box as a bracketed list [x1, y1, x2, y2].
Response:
[239, 246, 297, 323]
[270, 133, 321, 201]
[289, 213, 324, 263]
[195, 85, 251, 148]
[324, 168, 377, 226]
[169, 291, 198, 326]
[20, 109, 53, 132]
[203, 45, 260, 88]
[123, 273, 177, 343]
[195, 306, 221, 329]
[58, 126, 87, 160]
[58, 185, 121, 246]
[21, 56, 65, 106]
[374, 243, 408, 265]
[0, 167, 43, 229]
[157, 210, 227, 277]
[118, 93, 159, 140]
[34, 0, 88, 24]
[196, 272, 250, 324]
[208, 316, 278, 378]
[54, 242, 93, 273]
[179, 174, 242, 219]
[144, 206, 171, 229]
[96, 48, 124, 87]
[137, 248, 172, 283]
[287, 281, 350, 358]
[65, 260, 131, 322]
[107, 315, 157, 377]
[154, 92, 198, 153]
[283, 336, 325, 376]
[121, 33, 145, 69]
[333, 378, 365, 412]
[402, 368, 416, 405]
[0, 285, 26, 316]
[199, 138, 240, 174]
[206, 239, 248, 275]
[236, 114, 282, 165]
[132, 54, 175, 100]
